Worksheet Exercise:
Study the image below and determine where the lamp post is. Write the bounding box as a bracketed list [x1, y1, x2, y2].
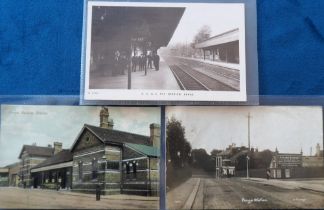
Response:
[96, 155, 106, 201]
[102, 155, 107, 190]
[246, 155, 250, 179]
[177, 151, 181, 168]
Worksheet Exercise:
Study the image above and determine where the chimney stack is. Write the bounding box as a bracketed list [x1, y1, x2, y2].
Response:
[150, 123, 160, 148]
[54, 142, 62, 155]
[316, 143, 321, 157]
[100, 107, 114, 129]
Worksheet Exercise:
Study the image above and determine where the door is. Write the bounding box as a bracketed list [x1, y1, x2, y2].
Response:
[285, 169, 290, 178]
[276, 169, 282, 178]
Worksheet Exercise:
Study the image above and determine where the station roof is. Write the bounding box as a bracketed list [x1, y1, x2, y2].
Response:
[84, 124, 151, 146]
[0, 168, 9, 173]
[195, 28, 239, 49]
[70, 124, 152, 152]
[125, 143, 160, 157]
[31, 149, 72, 170]
[91, 6, 185, 50]
[18, 145, 54, 159]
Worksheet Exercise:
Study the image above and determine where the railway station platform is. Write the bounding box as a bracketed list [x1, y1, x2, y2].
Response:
[89, 58, 180, 90]
[174, 56, 240, 70]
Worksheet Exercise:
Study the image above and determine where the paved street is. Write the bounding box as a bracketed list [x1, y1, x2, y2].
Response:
[0, 187, 159, 209]
[167, 177, 324, 209]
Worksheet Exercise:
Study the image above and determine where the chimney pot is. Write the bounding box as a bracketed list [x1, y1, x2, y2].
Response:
[54, 142, 62, 155]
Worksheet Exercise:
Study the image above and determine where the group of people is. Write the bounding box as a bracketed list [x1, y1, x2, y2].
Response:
[131, 52, 160, 75]
[112, 50, 160, 76]
[113, 50, 128, 76]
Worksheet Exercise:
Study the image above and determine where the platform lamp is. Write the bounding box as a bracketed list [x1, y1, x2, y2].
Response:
[246, 155, 250, 179]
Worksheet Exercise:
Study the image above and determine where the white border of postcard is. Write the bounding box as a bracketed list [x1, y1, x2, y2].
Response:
[83, 1, 247, 102]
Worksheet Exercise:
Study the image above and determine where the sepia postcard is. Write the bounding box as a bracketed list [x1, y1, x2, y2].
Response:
[165, 106, 324, 209]
[0, 105, 161, 209]
[82, 1, 247, 102]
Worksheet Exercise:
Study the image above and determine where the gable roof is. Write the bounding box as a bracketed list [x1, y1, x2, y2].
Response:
[125, 143, 160, 157]
[71, 124, 151, 152]
[19, 145, 54, 159]
[32, 149, 72, 170]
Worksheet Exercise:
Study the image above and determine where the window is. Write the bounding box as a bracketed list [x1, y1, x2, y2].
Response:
[133, 162, 137, 178]
[126, 163, 130, 174]
[107, 161, 120, 170]
[92, 159, 98, 180]
[78, 162, 83, 181]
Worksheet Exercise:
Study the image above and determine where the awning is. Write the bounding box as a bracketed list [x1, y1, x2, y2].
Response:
[31, 161, 73, 173]
[195, 28, 239, 49]
[91, 6, 185, 50]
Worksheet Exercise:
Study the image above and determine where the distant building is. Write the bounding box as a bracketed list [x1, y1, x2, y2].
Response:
[18, 142, 60, 187]
[302, 156, 324, 167]
[0, 168, 9, 186]
[269, 144, 324, 179]
[302, 143, 324, 168]
[7, 162, 21, 187]
[195, 28, 240, 64]
[269, 148, 302, 179]
[215, 144, 248, 178]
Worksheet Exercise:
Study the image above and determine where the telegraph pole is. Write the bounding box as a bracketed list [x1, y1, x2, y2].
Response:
[248, 112, 251, 151]
[247, 112, 251, 179]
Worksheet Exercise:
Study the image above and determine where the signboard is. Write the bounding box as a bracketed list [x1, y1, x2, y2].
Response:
[278, 154, 302, 167]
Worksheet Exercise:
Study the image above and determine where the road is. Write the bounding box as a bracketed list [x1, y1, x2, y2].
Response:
[0, 187, 159, 209]
[167, 177, 324, 209]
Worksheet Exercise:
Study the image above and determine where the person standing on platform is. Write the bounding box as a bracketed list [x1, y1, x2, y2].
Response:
[153, 53, 160, 71]
[113, 50, 120, 76]
[120, 54, 127, 75]
[147, 53, 153, 69]
[144, 54, 148, 75]
[139, 54, 144, 71]
[132, 55, 137, 72]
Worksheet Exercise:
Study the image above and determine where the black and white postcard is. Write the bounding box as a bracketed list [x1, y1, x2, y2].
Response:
[82, 1, 247, 102]
[0, 105, 160, 209]
[166, 106, 324, 209]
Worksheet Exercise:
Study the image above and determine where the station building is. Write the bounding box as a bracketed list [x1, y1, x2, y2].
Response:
[195, 28, 240, 64]
[2, 107, 160, 196]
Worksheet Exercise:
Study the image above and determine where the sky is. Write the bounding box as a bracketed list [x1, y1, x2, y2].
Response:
[0, 105, 160, 166]
[168, 3, 245, 46]
[166, 106, 323, 155]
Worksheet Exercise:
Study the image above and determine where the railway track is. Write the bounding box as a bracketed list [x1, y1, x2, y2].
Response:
[170, 65, 236, 91]
[169, 65, 209, 90]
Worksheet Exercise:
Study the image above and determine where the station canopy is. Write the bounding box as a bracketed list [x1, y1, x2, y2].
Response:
[91, 6, 185, 51]
[195, 28, 239, 49]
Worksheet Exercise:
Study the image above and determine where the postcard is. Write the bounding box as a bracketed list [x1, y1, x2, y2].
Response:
[82, 1, 247, 102]
[166, 106, 324, 209]
[0, 105, 161, 209]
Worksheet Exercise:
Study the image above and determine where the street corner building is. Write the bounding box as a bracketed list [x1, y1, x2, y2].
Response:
[5, 107, 161, 196]
[269, 145, 324, 179]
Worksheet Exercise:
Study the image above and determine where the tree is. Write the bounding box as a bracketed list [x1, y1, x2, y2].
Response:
[166, 117, 192, 168]
[192, 25, 212, 46]
[191, 149, 215, 172]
